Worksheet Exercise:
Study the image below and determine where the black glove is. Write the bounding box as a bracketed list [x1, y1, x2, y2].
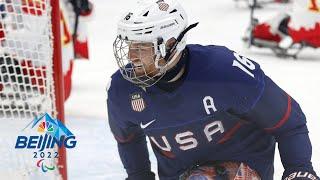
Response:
[126, 171, 155, 180]
[68, 0, 93, 15]
[282, 168, 319, 180]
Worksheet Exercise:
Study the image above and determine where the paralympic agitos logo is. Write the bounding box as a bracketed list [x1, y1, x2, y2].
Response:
[14, 113, 77, 172]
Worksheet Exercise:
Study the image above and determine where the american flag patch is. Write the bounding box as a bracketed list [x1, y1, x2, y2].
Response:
[131, 93, 145, 112]
[157, 0, 169, 11]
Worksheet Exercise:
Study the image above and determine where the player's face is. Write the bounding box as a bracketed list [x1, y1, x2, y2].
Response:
[128, 42, 164, 77]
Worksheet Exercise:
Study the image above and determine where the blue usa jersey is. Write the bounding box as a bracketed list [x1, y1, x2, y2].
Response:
[107, 45, 317, 180]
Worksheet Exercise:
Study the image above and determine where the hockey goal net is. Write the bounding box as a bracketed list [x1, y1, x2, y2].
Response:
[0, 0, 66, 179]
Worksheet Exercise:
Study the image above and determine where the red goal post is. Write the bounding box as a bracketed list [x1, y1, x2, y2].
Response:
[52, 0, 67, 179]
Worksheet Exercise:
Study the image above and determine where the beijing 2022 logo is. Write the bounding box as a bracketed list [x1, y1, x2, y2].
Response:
[15, 113, 77, 172]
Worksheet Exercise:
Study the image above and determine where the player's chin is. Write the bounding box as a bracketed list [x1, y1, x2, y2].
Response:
[134, 67, 158, 77]
[133, 68, 146, 77]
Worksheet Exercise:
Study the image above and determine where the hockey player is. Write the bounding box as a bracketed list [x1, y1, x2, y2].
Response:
[60, 0, 93, 100]
[247, 0, 320, 51]
[107, 0, 319, 179]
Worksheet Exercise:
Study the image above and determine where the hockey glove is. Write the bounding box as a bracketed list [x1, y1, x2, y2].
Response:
[283, 168, 319, 180]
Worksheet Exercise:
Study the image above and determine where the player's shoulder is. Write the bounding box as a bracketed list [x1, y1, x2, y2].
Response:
[186, 44, 266, 113]
[186, 44, 241, 72]
[187, 44, 232, 59]
[109, 69, 127, 87]
[107, 70, 139, 101]
[186, 44, 264, 83]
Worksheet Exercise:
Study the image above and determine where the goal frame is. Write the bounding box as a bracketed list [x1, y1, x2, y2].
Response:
[51, 0, 67, 179]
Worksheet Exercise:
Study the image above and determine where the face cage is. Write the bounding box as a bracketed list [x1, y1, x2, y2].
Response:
[113, 36, 167, 88]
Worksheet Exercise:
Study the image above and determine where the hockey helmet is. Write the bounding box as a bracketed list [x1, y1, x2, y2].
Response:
[113, 0, 189, 87]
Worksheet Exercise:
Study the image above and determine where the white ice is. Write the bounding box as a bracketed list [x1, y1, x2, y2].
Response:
[65, 0, 320, 179]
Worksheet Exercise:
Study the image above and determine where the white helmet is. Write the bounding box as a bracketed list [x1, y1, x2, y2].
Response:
[113, 0, 191, 87]
[117, 0, 188, 50]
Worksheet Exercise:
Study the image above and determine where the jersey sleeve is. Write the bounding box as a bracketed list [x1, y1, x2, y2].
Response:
[217, 49, 266, 115]
[107, 77, 155, 180]
[241, 76, 318, 179]
[219, 49, 318, 178]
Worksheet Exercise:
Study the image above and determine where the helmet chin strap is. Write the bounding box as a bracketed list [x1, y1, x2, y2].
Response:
[154, 22, 199, 73]
[164, 22, 199, 60]
[154, 45, 180, 75]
